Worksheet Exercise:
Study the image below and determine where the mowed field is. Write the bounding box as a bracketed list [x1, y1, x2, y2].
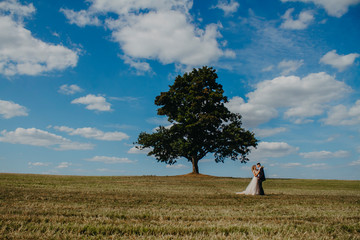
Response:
[0, 173, 359, 239]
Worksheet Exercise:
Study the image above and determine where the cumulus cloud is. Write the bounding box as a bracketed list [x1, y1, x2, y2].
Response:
[28, 162, 50, 167]
[226, 72, 351, 127]
[282, 162, 302, 168]
[281, 0, 360, 17]
[108, 12, 224, 66]
[109, 96, 139, 102]
[0, 0, 35, 18]
[349, 159, 360, 166]
[96, 168, 126, 173]
[53, 126, 129, 141]
[250, 141, 299, 159]
[86, 156, 134, 164]
[0, 128, 94, 150]
[254, 127, 287, 138]
[60, 9, 101, 27]
[61, 0, 233, 71]
[262, 65, 274, 72]
[226, 96, 278, 127]
[146, 117, 171, 125]
[146, 117, 174, 131]
[166, 164, 188, 169]
[128, 146, 151, 154]
[278, 59, 304, 75]
[300, 150, 350, 159]
[0, 0, 78, 76]
[58, 84, 83, 95]
[0, 100, 28, 119]
[320, 50, 359, 71]
[281, 8, 314, 30]
[71, 94, 111, 112]
[213, 0, 240, 16]
[304, 163, 328, 169]
[121, 55, 151, 74]
[56, 162, 72, 168]
[322, 100, 360, 125]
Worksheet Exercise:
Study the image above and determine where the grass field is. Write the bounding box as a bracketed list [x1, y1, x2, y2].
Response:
[0, 173, 359, 239]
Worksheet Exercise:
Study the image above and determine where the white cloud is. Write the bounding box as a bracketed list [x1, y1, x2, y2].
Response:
[53, 126, 129, 141]
[96, 168, 125, 173]
[60, 9, 101, 27]
[0, 128, 66, 146]
[128, 146, 151, 154]
[86, 156, 134, 164]
[108, 12, 224, 66]
[0, 0, 35, 18]
[282, 162, 302, 168]
[153, 125, 173, 133]
[199, 158, 213, 163]
[68, 0, 193, 16]
[56, 142, 94, 151]
[278, 59, 304, 75]
[120, 55, 151, 73]
[262, 65, 274, 72]
[323, 100, 360, 126]
[281, 0, 360, 17]
[0, 1, 78, 76]
[0, 128, 94, 150]
[300, 150, 350, 159]
[56, 162, 72, 168]
[146, 117, 171, 125]
[226, 96, 278, 127]
[109, 96, 139, 103]
[28, 162, 50, 167]
[304, 163, 328, 169]
[320, 50, 359, 71]
[58, 84, 83, 95]
[254, 127, 287, 138]
[250, 141, 299, 159]
[0, 100, 28, 119]
[349, 159, 360, 166]
[166, 164, 188, 169]
[71, 94, 111, 112]
[61, 0, 233, 70]
[213, 0, 240, 16]
[226, 72, 351, 127]
[281, 8, 314, 30]
[152, 123, 174, 132]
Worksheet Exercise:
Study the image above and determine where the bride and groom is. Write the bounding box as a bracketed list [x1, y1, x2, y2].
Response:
[236, 163, 266, 195]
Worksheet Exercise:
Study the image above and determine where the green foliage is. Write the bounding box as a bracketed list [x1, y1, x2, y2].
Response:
[137, 67, 258, 173]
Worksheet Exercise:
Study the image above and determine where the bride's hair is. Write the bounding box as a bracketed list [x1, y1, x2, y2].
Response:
[251, 165, 256, 171]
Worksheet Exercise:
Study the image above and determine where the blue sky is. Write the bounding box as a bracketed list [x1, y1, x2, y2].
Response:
[0, 0, 359, 180]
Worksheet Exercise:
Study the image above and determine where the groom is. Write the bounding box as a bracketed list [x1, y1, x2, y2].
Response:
[257, 163, 266, 195]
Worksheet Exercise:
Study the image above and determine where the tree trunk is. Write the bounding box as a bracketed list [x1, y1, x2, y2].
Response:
[192, 157, 199, 174]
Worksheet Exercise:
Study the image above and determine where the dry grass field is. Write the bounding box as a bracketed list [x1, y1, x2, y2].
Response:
[0, 173, 359, 239]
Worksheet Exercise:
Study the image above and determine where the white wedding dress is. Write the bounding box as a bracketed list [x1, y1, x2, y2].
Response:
[236, 176, 260, 195]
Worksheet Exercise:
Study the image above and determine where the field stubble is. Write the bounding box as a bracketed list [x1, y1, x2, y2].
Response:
[0, 174, 359, 239]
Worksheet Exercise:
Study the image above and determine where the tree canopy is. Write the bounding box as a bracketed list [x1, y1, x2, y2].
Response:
[136, 66, 258, 174]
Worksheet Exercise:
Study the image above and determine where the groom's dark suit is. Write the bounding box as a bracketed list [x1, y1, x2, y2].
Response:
[257, 167, 266, 195]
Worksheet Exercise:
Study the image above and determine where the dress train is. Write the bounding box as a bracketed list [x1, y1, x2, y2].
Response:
[236, 176, 260, 195]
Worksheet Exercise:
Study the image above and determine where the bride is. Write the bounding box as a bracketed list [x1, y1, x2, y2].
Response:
[236, 165, 260, 195]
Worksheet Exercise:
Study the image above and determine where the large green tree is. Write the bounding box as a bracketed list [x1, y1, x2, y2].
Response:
[136, 66, 258, 174]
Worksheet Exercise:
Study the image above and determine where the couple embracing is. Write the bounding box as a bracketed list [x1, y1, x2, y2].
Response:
[236, 163, 266, 195]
